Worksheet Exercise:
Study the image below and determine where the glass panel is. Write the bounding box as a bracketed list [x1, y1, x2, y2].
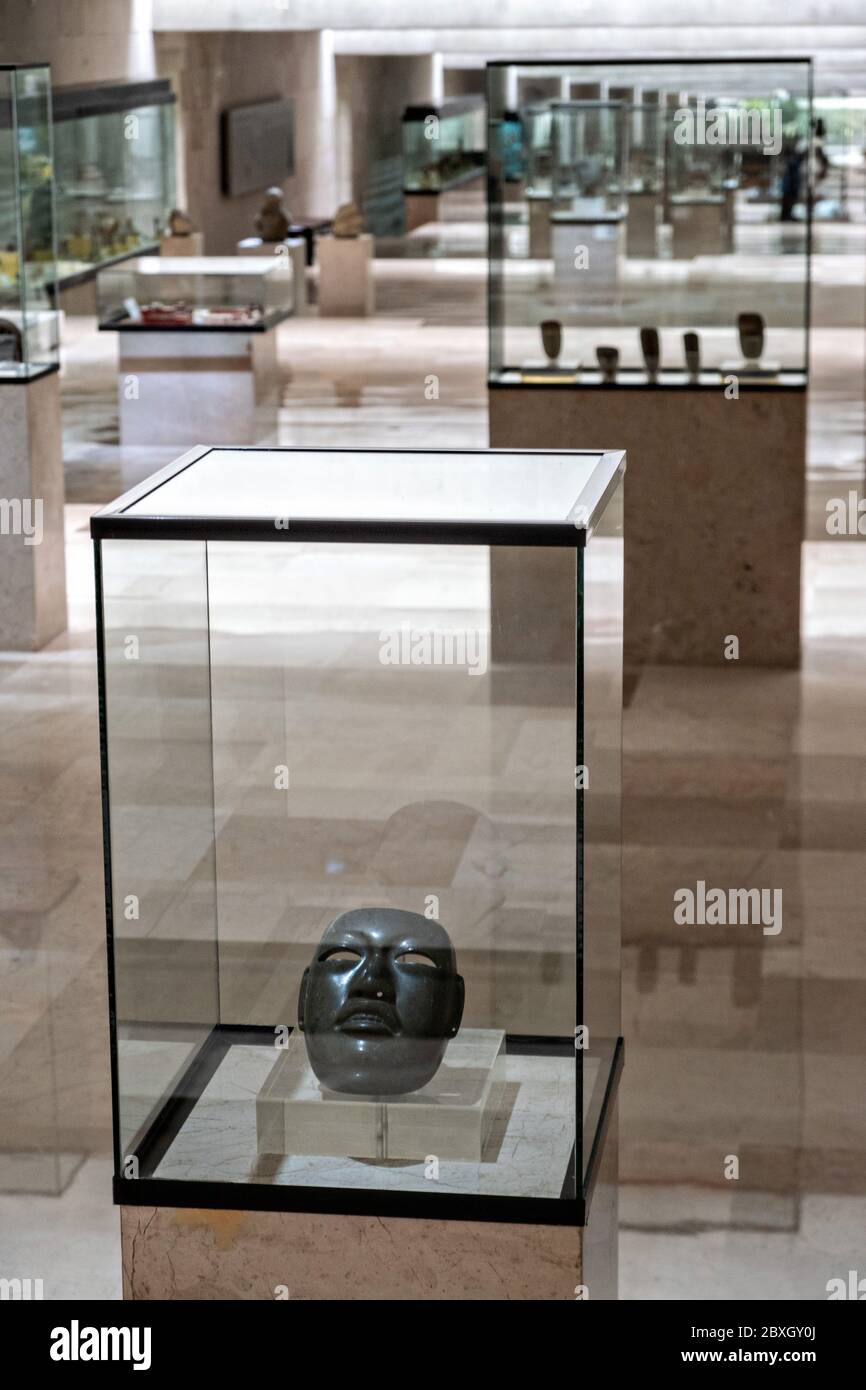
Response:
[98, 538, 219, 1170]
[580, 478, 624, 1183]
[105, 537, 578, 1202]
[0, 66, 59, 378]
[97, 256, 294, 328]
[488, 60, 812, 382]
[53, 90, 176, 280]
[120, 446, 605, 522]
[402, 100, 485, 192]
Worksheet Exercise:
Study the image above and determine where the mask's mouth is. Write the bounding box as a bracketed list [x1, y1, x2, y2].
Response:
[335, 999, 399, 1036]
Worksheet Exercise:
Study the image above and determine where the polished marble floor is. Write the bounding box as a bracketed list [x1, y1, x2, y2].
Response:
[0, 222, 864, 1300]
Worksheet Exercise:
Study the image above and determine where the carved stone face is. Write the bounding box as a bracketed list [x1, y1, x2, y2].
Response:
[298, 908, 465, 1096]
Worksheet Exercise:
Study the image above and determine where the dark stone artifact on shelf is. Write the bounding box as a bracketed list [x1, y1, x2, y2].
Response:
[255, 186, 291, 243]
[737, 311, 765, 363]
[298, 907, 465, 1096]
[540, 318, 562, 364]
[639, 326, 660, 381]
[596, 345, 619, 382]
[683, 330, 700, 381]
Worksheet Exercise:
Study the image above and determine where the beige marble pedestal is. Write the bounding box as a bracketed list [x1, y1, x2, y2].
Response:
[161, 232, 204, 256]
[670, 196, 727, 258]
[489, 381, 806, 668]
[0, 370, 67, 649]
[316, 234, 374, 316]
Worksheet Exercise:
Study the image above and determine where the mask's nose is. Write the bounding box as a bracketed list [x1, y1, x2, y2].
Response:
[349, 948, 396, 1003]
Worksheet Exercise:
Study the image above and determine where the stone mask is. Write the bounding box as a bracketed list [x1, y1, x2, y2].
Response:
[298, 907, 465, 1096]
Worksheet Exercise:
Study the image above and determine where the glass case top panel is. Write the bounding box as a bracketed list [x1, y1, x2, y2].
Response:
[117, 447, 616, 528]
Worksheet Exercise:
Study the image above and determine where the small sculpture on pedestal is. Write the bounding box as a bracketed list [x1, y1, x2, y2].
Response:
[299, 907, 465, 1096]
[683, 331, 700, 382]
[596, 345, 619, 383]
[255, 186, 291, 243]
[639, 326, 660, 382]
[540, 319, 562, 366]
[332, 201, 363, 238]
[737, 311, 765, 366]
[167, 208, 195, 238]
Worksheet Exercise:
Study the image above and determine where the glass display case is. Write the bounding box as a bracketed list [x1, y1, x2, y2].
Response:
[0, 64, 60, 379]
[402, 96, 485, 193]
[92, 444, 625, 1224]
[550, 101, 627, 215]
[488, 58, 812, 385]
[97, 255, 295, 330]
[53, 79, 176, 285]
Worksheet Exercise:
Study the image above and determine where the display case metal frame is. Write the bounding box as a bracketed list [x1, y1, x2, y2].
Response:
[92, 443, 625, 1227]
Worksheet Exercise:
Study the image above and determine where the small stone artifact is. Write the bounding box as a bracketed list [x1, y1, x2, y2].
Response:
[299, 907, 465, 1096]
[737, 311, 765, 364]
[639, 326, 660, 382]
[683, 330, 700, 381]
[333, 201, 363, 238]
[167, 208, 194, 237]
[255, 186, 291, 243]
[596, 345, 619, 382]
[540, 318, 562, 364]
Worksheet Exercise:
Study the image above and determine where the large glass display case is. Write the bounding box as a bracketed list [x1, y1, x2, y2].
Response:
[488, 58, 812, 385]
[53, 79, 176, 284]
[0, 64, 60, 378]
[402, 97, 485, 192]
[97, 255, 295, 329]
[92, 444, 624, 1223]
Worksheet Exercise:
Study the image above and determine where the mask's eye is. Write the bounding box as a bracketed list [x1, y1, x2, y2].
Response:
[320, 947, 362, 964]
[395, 950, 437, 968]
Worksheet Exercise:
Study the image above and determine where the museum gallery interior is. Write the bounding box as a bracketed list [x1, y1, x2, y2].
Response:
[0, 0, 864, 1305]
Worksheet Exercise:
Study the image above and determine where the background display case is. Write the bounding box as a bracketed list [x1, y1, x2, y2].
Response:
[53, 79, 176, 285]
[0, 64, 60, 379]
[488, 58, 812, 383]
[98, 259, 293, 449]
[93, 444, 624, 1237]
[549, 101, 627, 303]
[401, 96, 485, 193]
[97, 255, 295, 330]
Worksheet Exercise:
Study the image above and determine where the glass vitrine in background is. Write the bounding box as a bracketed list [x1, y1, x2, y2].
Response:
[488, 58, 811, 386]
[0, 64, 59, 379]
[96, 255, 295, 329]
[92, 444, 624, 1224]
[401, 97, 485, 193]
[53, 79, 176, 284]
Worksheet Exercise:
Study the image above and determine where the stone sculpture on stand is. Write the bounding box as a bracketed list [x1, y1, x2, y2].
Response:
[332, 201, 363, 238]
[255, 186, 291, 243]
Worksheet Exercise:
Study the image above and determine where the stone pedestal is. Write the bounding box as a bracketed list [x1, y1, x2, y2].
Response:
[527, 192, 552, 259]
[551, 215, 625, 304]
[316, 233, 374, 316]
[161, 232, 204, 257]
[489, 382, 806, 668]
[116, 328, 281, 448]
[119, 1095, 619, 1301]
[0, 370, 67, 649]
[626, 190, 660, 257]
[670, 196, 727, 258]
[404, 192, 439, 232]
